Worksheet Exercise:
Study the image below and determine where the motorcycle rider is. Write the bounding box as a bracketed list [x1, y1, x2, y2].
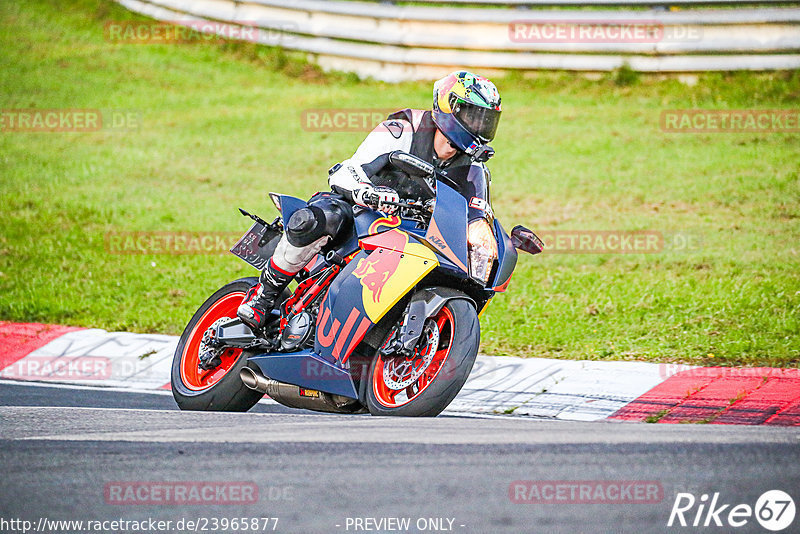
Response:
[237, 70, 502, 331]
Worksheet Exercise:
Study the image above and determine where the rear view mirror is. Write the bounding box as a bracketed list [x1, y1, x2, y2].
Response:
[511, 225, 544, 255]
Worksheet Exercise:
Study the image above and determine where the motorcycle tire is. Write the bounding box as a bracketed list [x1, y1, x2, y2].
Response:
[366, 298, 479, 417]
[172, 277, 265, 412]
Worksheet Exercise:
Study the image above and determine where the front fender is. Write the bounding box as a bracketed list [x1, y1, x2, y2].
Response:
[396, 287, 476, 353]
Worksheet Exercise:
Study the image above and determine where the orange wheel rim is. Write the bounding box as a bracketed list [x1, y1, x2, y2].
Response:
[372, 306, 455, 408]
[179, 292, 245, 391]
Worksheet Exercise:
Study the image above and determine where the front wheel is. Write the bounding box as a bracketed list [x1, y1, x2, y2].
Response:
[171, 277, 264, 411]
[366, 298, 479, 417]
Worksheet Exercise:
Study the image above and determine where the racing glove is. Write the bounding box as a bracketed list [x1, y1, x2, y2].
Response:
[353, 184, 400, 215]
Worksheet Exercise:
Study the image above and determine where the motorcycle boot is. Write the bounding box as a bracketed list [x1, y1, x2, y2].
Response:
[237, 232, 332, 331]
[237, 259, 294, 331]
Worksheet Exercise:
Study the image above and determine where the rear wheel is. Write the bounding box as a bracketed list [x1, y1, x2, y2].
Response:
[171, 277, 263, 411]
[366, 299, 479, 417]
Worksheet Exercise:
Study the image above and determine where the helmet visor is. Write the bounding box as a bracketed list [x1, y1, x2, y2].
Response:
[453, 102, 501, 142]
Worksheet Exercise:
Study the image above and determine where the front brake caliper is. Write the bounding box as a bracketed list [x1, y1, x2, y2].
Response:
[379, 327, 403, 357]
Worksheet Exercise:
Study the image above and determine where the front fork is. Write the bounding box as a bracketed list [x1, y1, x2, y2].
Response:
[380, 287, 475, 357]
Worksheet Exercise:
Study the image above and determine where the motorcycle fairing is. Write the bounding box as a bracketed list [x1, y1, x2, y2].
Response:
[247, 349, 359, 399]
[356, 230, 439, 323]
[271, 193, 307, 224]
[492, 218, 518, 292]
[353, 209, 382, 238]
[424, 181, 469, 273]
[313, 229, 439, 364]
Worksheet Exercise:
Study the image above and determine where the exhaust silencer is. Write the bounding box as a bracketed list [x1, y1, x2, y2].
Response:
[239, 366, 270, 393]
[239, 366, 361, 414]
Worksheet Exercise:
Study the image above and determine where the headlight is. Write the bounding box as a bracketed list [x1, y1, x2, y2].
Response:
[468, 218, 498, 285]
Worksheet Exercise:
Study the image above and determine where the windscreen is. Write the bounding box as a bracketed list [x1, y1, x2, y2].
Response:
[443, 163, 490, 204]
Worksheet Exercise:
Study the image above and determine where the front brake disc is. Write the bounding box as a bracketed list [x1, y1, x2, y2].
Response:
[383, 319, 440, 390]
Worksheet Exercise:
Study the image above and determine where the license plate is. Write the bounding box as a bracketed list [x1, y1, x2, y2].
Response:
[229, 222, 282, 270]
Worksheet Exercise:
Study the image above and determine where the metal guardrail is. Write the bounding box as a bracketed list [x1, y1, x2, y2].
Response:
[386, 0, 800, 5]
[115, 0, 800, 80]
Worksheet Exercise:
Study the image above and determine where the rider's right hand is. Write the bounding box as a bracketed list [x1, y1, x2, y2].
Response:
[353, 184, 400, 215]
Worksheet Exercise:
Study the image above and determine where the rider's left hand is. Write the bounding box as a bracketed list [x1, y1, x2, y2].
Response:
[354, 184, 400, 215]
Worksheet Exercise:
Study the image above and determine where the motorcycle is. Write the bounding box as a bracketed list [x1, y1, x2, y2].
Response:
[171, 151, 543, 416]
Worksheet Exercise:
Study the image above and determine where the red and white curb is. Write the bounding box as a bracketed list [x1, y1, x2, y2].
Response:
[448, 357, 669, 420]
[1, 322, 798, 425]
[0, 322, 176, 391]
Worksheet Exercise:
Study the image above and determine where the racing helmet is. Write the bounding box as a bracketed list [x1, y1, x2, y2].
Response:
[432, 71, 502, 157]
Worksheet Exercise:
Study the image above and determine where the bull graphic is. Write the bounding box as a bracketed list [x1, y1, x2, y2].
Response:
[353, 230, 408, 304]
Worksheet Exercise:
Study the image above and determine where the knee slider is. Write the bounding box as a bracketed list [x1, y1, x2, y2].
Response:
[308, 196, 353, 247]
[286, 206, 328, 247]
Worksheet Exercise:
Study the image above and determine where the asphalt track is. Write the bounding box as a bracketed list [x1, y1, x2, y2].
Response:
[1, 381, 799, 534]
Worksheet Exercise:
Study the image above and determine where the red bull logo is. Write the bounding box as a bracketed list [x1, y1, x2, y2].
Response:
[350, 218, 439, 325]
[353, 230, 408, 303]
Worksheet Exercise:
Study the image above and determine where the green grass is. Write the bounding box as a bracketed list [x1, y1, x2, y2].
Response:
[1, 0, 799, 367]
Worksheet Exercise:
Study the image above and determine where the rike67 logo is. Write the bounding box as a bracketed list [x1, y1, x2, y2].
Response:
[668, 490, 795, 531]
